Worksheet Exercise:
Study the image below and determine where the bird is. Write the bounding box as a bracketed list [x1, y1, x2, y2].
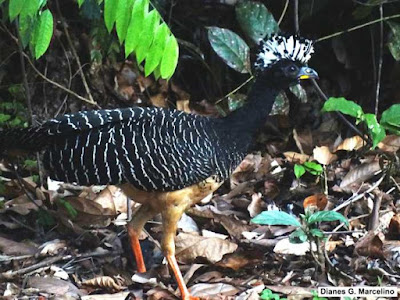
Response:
[0, 34, 317, 300]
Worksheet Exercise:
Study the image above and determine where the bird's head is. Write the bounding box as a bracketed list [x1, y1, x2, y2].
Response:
[254, 34, 318, 87]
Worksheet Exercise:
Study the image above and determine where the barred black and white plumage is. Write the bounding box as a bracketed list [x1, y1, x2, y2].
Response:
[0, 107, 247, 191]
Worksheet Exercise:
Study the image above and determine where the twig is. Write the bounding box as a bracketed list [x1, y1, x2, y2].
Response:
[311, 79, 372, 146]
[369, 194, 382, 230]
[316, 13, 400, 43]
[375, 4, 384, 116]
[0, 250, 121, 280]
[333, 174, 385, 212]
[22, 52, 100, 108]
[55, 0, 96, 106]
[293, 0, 299, 33]
[15, 22, 33, 125]
[278, 0, 290, 25]
[215, 76, 254, 105]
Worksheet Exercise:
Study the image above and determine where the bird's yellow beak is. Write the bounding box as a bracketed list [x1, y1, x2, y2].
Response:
[297, 66, 319, 80]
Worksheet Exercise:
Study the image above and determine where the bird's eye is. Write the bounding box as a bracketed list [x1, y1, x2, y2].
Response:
[288, 65, 297, 72]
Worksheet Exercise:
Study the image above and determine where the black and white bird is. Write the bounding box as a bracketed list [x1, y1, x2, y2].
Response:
[0, 34, 318, 300]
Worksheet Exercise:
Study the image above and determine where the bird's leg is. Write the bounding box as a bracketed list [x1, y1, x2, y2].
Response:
[127, 204, 157, 273]
[161, 203, 198, 300]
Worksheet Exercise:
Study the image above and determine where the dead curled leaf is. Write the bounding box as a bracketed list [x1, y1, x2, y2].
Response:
[355, 231, 384, 258]
[189, 283, 239, 298]
[313, 146, 337, 165]
[283, 151, 310, 164]
[175, 233, 238, 264]
[335, 135, 366, 152]
[339, 161, 381, 191]
[216, 251, 263, 270]
[82, 276, 126, 291]
[303, 193, 328, 211]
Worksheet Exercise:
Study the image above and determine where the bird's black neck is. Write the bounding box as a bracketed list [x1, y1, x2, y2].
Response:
[224, 77, 280, 133]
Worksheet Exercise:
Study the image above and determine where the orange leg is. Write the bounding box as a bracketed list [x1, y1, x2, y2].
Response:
[162, 203, 199, 300]
[127, 204, 157, 273]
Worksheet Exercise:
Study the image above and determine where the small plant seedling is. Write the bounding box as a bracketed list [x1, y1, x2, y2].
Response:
[260, 289, 287, 300]
[294, 161, 323, 179]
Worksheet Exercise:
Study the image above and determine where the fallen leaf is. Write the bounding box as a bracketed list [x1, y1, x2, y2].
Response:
[176, 100, 191, 113]
[0, 236, 37, 255]
[81, 292, 131, 300]
[175, 233, 238, 264]
[39, 239, 67, 256]
[214, 214, 253, 239]
[313, 146, 337, 165]
[283, 152, 310, 164]
[335, 135, 366, 151]
[378, 135, 400, 153]
[27, 277, 83, 297]
[355, 231, 384, 258]
[216, 251, 263, 270]
[178, 213, 200, 233]
[189, 283, 239, 298]
[247, 193, 263, 218]
[340, 161, 381, 191]
[387, 214, 400, 240]
[303, 194, 328, 211]
[273, 238, 315, 255]
[82, 276, 126, 291]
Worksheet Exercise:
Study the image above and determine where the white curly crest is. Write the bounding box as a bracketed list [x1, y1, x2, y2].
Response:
[255, 35, 314, 70]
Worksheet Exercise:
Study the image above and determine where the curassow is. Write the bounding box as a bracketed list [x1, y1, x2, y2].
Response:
[0, 34, 317, 299]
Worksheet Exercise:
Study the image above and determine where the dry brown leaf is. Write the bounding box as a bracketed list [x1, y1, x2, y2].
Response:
[248, 193, 263, 218]
[149, 93, 168, 108]
[387, 214, 400, 240]
[214, 214, 253, 239]
[82, 276, 126, 291]
[325, 240, 343, 252]
[335, 135, 366, 151]
[355, 231, 384, 258]
[189, 283, 239, 298]
[147, 288, 179, 300]
[81, 292, 131, 300]
[378, 135, 400, 153]
[303, 193, 328, 211]
[265, 285, 313, 298]
[293, 128, 314, 154]
[175, 233, 238, 264]
[283, 152, 310, 164]
[0, 236, 37, 255]
[216, 251, 263, 270]
[94, 186, 128, 215]
[340, 161, 381, 191]
[39, 239, 67, 256]
[27, 276, 83, 297]
[313, 146, 337, 165]
[4, 194, 41, 215]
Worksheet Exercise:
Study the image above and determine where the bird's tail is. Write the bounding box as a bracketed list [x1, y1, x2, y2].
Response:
[0, 126, 49, 157]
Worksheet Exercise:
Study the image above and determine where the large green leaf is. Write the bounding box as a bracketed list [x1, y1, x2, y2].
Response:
[135, 10, 160, 64]
[322, 97, 364, 120]
[251, 211, 301, 227]
[160, 34, 179, 79]
[104, 0, 118, 32]
[144, 23, 169, 76]
[307, 211, 348, 226]
[387, 21, 400, 61]
[31, 9, 53, 59]
[125, 0, 148, 56]
[364, 113, 386, 148]
[289, 228, 308, 243]
[235, 1, 278, 43]
[208, 26, 250, 73]
[9, 0, 26, 21]
[77, 0, 85, 7]
[115, 0, 134, 43]
[381, 104, 400, 134]
[20, 0, 40, 18]
[19, 14, 36, 48]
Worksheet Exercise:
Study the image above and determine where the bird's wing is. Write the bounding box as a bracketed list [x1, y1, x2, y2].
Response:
[40, 107, 217, 191]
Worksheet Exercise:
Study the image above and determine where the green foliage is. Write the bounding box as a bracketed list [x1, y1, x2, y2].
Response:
[260, 289, 287, 300]
[311, 290, 328, 300]
[387, 21, 400, 61]
[23, 159, 37, 170]
[0, 100, 28, 128]
[236, 1, 278, 43]
[322, 97, 364, 120]
[307, 211, 349, 226]
[31, 9, 53, 59]
[251, 208, 348, 248]
[4, 0, 179, 78]
[251, 210, 301, 227]
[380, 104, 400, 134]
[322, 97, 387, 148]
[209, 1, 279, 74]
[208, 27, 251, 73]
[295, 161, 323, 179]
[57, 198, 78, 219]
